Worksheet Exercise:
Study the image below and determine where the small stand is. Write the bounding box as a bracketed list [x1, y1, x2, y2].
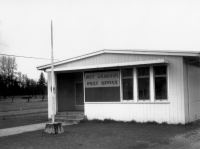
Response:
[44, 122, 64, 134]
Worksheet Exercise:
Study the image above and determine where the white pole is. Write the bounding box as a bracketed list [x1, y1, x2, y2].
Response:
[51, 20, 55, 123]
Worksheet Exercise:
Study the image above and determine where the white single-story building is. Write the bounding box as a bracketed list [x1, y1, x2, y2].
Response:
[37, 49, 200, 124]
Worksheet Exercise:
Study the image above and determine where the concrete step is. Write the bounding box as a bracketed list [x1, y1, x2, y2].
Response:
[55, 118, 83, 124]
[55, 111, 84, 124]
[55, 115, 83, 120]
[57, 111, 84, 116]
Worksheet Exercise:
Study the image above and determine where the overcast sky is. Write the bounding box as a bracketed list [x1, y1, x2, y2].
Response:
[0, 0, 200, 80]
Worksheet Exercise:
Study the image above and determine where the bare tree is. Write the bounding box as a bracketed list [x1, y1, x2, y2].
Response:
[0, 56, 17, 98]
[0, 56, 7, 82]
[38, 72, 47, 101]
[21, 74, 27, 94]
[7, 56, 17, 86]
[30, 79, 37, 98]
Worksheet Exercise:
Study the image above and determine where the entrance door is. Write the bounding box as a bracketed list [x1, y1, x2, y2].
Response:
[75, 83, 84, 106]
[57, 73, 76, 111]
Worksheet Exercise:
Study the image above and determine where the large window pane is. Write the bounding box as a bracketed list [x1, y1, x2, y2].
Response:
[122, 68, 133, 77]
[154, 65, 167, 75]
[138, 67, 149, 77]
[138, 78, 150, 99]
[122, 78, 133, 100]
[137, 67, 150, 100]
[122, 68, 133, 100]
[155, 77, 167, 99]
[154, 65, 167, 100]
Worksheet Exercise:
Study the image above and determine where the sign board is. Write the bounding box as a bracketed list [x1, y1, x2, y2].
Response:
[85, 71, 119, 88]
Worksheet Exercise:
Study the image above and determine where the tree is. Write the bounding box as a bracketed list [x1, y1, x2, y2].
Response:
[21, 76, 34, 102]
[38, 72, 47, 101]
[0, 75, 3, 100]
[10, 78, 20, 102]
[21, 74, 27, 95]
[30, 79, 37, 98]
[16, 72, 23, 95]
[25, 77, 31, 102]
[0, 56, 17, 98]
[0, 56, 45, 102]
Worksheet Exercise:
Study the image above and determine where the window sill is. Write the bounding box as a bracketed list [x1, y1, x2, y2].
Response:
[122, 100, 134, 102]
[85, 101, 170, 104]
[132, 101, 170, 104]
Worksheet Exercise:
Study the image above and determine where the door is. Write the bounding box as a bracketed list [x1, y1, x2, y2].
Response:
[75, 83, 84, 106]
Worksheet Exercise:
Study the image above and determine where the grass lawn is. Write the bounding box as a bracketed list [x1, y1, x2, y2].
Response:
[0, 121, 200, 149]
[0, 95, 48, 129]
[0, 95, 47, 112]
[0, 113, 48, 129]
[1, 97, 200, 148]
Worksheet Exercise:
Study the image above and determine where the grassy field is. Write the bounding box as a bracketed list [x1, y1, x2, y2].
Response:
[1, 96, 200, 148]
[0, 121, 200, 149]
[0, 95, 47, 112]
[0, 113, 48, 129]
[0, 96, 48, 129]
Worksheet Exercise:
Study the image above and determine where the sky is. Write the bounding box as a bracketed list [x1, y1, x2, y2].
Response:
[0, 0, 200, 80]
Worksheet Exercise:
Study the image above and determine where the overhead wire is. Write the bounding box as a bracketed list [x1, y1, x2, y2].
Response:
[0, 53, 59, 61]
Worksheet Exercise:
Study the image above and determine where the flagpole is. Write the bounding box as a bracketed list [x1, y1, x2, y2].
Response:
[51, 20, 55, 123]
[44, 21, 64, 134]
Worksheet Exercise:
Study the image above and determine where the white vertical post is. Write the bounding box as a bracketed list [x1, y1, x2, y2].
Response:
[133, 67, 138, 102]
[51, 20, 56, 123]
[150, 66, 155, 102]
[83, 71, 85, 103]
[119, 69, 123, 101]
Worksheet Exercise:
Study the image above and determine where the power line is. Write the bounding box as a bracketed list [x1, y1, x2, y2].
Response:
[0, 53, 59, 61]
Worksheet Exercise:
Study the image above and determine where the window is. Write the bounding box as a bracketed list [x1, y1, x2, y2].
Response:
[120, 65, 168, 102]
[137, 67, 150, 100]
[154, 65, 167, 100]
[122, 68, 133, 100]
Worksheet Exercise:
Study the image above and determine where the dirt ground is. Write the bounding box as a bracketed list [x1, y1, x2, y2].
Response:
[1, 120, 200, 149]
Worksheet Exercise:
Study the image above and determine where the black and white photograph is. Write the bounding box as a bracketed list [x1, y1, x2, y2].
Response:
[0, 0, 200, 148]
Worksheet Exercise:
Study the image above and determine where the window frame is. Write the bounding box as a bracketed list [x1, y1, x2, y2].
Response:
[137, 66, 150, 101]
[153, 65, 168, 101]
[121, 68, 134, 101]
[119, 64, 169, 103]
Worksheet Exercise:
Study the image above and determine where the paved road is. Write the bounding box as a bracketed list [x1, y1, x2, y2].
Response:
[0, 122, 74, 137]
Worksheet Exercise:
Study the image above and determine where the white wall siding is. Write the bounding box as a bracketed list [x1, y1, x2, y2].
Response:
[85, 103, 174, 123]
[168, 57, 185, 124]
[183, 60, 189, 123]
[81, 54, 186, 124]
[187, 64, 200, 122]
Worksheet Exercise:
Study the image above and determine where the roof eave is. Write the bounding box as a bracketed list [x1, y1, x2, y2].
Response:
[45, 59, 169, 72]
[37, 49, 200, 70]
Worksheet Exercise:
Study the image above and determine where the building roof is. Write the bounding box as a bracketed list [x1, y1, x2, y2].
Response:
[45, 59, 169, 72]
[37, 49, 200, 70]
